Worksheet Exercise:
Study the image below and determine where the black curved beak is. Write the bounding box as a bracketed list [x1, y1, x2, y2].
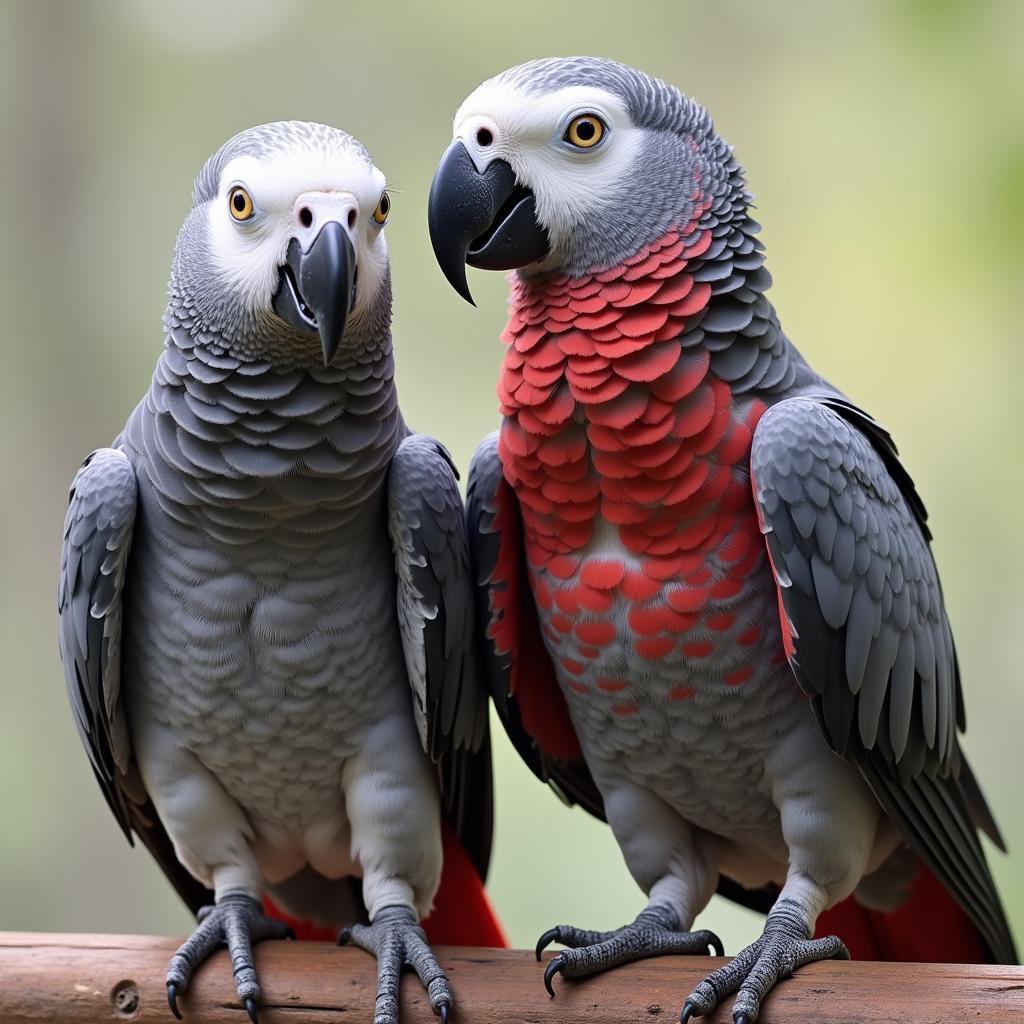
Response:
[427, 141, 550, 305]
[272, 220, 356, 366]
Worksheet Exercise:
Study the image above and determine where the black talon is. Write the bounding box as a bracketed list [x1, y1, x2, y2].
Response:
[337, 927, 352, 946]
[709, 934, 724, 957]
[734, 1016, 751, 1024]
[543, 955, 563, 998]
[283, 925, 297, 941]
[535, 927, 560, 961]
[167, 983, 183, 1021]
[439, 1002, 450, 1024]
[245, 996, 260, 1024]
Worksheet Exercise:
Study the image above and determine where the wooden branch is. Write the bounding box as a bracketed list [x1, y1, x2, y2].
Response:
[1, 932, 1022, 1024]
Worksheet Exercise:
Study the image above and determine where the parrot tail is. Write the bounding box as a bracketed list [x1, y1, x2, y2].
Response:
[262, 825, 507, 947]
[815, 862, 992, 963]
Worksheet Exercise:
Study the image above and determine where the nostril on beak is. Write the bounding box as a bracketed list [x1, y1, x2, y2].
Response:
[298, 206, 313, 228]
[476, 127, 494, 148]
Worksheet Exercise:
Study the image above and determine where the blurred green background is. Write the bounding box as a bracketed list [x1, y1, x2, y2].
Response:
[1, 0, 1022, 955]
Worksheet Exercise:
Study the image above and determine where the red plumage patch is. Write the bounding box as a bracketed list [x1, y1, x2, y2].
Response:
[668, 685, 696, 701]
[724, 666, 754, 686]
[621, 570, 662, 602]
[488, 479, 582, 760]
[581, 558, 626, 589]
[496, 221, 787, 705]
[612, 703, 640, 715]
[682, 640, 715, 659]
[615, 341, 682, 383]
[637, 636, 676, 659]
[574, 619, 617, 646]
[682, 228, 713, 259]
[576, 585, 615, 613]
[737, 624, 761, 647]
[556, 329, 597, 357]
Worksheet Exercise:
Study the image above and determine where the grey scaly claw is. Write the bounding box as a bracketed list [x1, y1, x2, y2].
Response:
[536, 903, 722, 989]
[164, 893, 291, 1022]
[343, 905, 453, 1024]
[682, 899, 849, 1024]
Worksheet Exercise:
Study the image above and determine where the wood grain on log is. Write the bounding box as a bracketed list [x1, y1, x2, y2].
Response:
[1, 932, 1023, 1024]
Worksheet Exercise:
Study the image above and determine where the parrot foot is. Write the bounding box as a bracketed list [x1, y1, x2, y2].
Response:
[535, 903, 722, 997]
[338, 904, 452, 1024]
[679, 898, 849, 1024]
[165, 893, 293, 1024]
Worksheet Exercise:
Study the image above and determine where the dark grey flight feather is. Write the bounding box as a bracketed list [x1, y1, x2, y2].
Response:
[751, 396, 1015, 963]
[58, 448, 211, 913]
[388, 434, 492, 878]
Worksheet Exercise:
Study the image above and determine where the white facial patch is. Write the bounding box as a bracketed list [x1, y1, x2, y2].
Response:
[453, 82, 642, 260]
[207, 144, 389, 320]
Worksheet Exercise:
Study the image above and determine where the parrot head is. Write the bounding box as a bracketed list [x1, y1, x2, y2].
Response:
[428, 57, 742, 302]
[172, 121, 392, 365]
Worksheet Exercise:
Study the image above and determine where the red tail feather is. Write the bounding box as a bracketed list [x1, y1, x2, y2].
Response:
[815, 864, 988, 963]
[262, 826, 506, 947]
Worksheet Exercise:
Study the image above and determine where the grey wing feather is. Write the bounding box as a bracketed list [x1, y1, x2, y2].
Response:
[751, 397, 1015, 963]
[58, 447, 210, 914]
[388, 434, 492, 879]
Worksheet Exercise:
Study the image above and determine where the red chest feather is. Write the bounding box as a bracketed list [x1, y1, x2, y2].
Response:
[498, 225, 766, 585]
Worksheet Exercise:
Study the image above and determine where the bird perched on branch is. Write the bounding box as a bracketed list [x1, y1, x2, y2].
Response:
[59, 120, 501, 1024]
[427, 57, 1016, 1024]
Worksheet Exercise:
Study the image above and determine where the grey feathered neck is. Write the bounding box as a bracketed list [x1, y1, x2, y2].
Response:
[166, 258, 394, 369]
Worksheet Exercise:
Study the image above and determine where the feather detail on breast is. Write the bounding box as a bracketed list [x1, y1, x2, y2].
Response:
[499, 221, 769, 591]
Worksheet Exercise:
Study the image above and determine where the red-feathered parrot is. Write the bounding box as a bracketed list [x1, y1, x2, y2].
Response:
[426, 57, 1016, 1024]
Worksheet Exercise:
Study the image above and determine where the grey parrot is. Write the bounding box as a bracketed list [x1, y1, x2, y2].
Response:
[426, 57, 1016, 1023]
[58, 121, 501, 1024]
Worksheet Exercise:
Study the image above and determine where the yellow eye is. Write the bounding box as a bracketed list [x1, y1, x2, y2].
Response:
[373, 192, 390, 225]
[228, 186, 254, 221]
[565, 114, 605, 149]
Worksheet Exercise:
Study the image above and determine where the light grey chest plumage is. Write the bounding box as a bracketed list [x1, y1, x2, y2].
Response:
[118, 341, 410, 830]
[541, 549, 814, 850]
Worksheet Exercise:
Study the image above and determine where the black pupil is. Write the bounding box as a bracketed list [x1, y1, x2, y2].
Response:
[380, 195, 389, 214]
[233, 192, 246, 211]
[576, 119, 596, 141]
